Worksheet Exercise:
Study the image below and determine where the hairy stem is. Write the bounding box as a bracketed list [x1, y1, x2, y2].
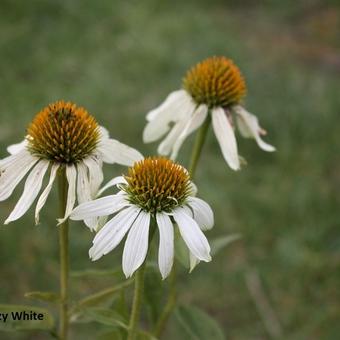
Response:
[127, 263, 146, 340]
[188, 114, 211, 177]
[58, 169, 69, 340]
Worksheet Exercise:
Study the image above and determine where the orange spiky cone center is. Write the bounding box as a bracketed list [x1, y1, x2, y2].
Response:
[27, 100, 100, 163]
[183, 56, 246, 108]
[123, 157, 192, 213]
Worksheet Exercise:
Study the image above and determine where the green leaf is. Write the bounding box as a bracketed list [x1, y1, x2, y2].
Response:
[71, 268, 122, 278]
[72, 307, 128, 329]
[24, 291, 60, 303]
[175, 305, 225, 340]
[70, 280, 133, 314]
[211, 234, 242, 257]
[0, 304, 55, 332]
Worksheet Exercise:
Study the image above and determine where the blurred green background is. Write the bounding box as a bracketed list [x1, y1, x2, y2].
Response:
[0, 0, 339, 339]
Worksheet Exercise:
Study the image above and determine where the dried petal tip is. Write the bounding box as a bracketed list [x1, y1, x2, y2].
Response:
[123, 157, 192, 213]
[183, 56, 246, 108]
[27, 100, 100, 163]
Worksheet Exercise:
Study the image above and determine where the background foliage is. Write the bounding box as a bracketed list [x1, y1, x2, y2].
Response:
[0, 0, 339, 339]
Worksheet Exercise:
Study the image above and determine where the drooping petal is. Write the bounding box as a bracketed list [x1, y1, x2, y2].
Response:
[97, 176, 128, 197]
[70, 194, 129, 220]
[187, 197, 214, 230]
[5, 160, 49, 224]
[0, 151, 38, 201]
[170, 104, 208, 160]
[143, 90, 195, 143]
[57, 164, 77, 224]
[77, 162, 98, 230]
[98, 139, 143, 166]
[35, 163, 59, 224]
[99, 126, 110, 140]
[7, 139, 28, 155]
[157, 118, 190, 156]
[173, 207, 211, 262]
[146, 90, 188, 122]
[157, 212, 174, 279]
[89, 206, 140, 261]
[212, 107, 240, 170]
[83, 155, 104, 197]
[233, 105, 276, 152]
[189, 252, 200, 273]
[122, 210, 151, 278]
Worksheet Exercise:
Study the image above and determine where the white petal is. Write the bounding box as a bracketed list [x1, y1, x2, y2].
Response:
[97, 176, 128, 197]
[158, 118, 190, 156]
[173, 207, 211, 262]
[99, 126, 110, 139]
[122, 210, 151, 278]
[57, 164, 77, 224]
[146, 90, 188, 122]
[189, 252, 200, 272]
[0, 151, 38, 201]
[98, 138, 143, 166]
[170, 104, 208, 160]
[181, 205, 193, 217]
[212, 107, 240, 170]
[77, 162, 98, 230]
[157, 213, 174, 279]
[5, 160, 49, 224]
[83, 155, 104, 197]
[7, 139, 28, 155]
[143, 90, 195, 143]
[187, 197, 214, 230]
[234, 105, 276, 152]
[35, 163, 59, 224]
[70, 194, 129, 220]
[89, 206, 140, 261]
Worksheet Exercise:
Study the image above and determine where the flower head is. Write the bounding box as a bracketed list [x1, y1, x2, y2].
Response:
[143, 56, 275, 170]
[70, 157, 213, 279]
[0, 100, 143, 227]
[123, 157, 191, 213]
[183, 56, 246, 108]
[27, 101, 100, 163]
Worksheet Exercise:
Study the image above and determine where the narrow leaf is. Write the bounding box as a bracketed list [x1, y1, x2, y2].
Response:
[211, 234, 242, 256]
[72, 307, 128, 329]
[24, 291, 60, 303]
[175, 305, 225, 340]
[71, 269, 122, 278]
[70, 280, 132, 313]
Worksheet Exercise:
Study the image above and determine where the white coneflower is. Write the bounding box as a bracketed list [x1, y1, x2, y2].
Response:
[0, 100, 143, 228]
[70, 157, 213, 279]
[143, 56, 275, 170]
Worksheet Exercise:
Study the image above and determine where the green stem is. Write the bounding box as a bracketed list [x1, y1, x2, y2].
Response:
[188, 114, 211, 178]
[127, 262, 146, 340]
[58, 169, 69, 340]
[154, 115, 211, 338]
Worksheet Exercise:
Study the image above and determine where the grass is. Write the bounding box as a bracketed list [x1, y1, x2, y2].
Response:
[0, 0, 339, 339]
